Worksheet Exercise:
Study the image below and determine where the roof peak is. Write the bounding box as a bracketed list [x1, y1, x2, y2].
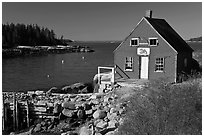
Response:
[144, 16, 165, 20]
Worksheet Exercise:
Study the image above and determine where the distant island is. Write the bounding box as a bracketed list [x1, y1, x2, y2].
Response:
[187, 36, 202, 42]
[2, 23, 94, 58]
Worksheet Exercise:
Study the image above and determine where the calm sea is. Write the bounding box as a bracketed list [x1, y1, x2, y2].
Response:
[2, 42, 120, 91]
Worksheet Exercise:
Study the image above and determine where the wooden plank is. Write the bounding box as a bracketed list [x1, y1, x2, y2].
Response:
[26, 100, 30, 128]
[13, 93, 16, 131]
[35, 115, 55, 119]
[16, 101, 19, 131]
[2, 94, 5, 131]
[31, 107, 47, 112]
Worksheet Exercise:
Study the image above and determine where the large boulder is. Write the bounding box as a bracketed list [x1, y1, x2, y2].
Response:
[70, 82, 85, 90]
[91, 99, 100, 105]
[85, 109, 93, 115]
[53, 103, 62, 114]
[109, 107, 117, 114]
[46, 87, 58, 94]
[82, 102, 92, 110]
[90, 94, 100, 100]
[35, 90, 44, 95]
[62, 109, 75, 118]
[61, 101, 76, 110]
[105, 130, 115, 135]
[107, 119, 118, 129]
[104, 96, 113, 103]
[93, 110, 107, 119]
[79, 126, 92, 135]
[107, 112, 118, 121]
[96, 120, 108, 129]
[94, 83, 100, 93]
[61, 86, 72, 93]
[79, 86, 88, 93]
[77, 109, 86, 119]
[33, 123, 42, 132]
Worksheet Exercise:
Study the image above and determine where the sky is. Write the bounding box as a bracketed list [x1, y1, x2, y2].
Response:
[2, 2, 202, 41]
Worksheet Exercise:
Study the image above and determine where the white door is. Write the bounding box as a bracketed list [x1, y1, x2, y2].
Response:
[140, 56, 149, 79]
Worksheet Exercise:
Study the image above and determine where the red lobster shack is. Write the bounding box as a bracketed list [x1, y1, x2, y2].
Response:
[114, 10, 194, 83]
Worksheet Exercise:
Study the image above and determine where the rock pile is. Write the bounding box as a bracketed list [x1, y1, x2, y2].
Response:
[4, 82, 125, 135]
[27, 89, 126, 135]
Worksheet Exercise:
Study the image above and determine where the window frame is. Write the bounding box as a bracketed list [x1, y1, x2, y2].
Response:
[155, 57, 164, 72]
[124, 57, 133, 71]
[149, 37, 158, 46]
[130, 38, 139, 46]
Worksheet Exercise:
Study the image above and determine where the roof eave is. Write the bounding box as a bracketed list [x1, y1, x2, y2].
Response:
[144, 17, 178, 54]
[113, 17, 145, 53]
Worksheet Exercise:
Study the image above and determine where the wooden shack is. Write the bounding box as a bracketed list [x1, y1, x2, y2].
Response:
[114, 10, 194, 82]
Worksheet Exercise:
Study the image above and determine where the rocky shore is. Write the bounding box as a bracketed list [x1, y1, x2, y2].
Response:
[3, 81, 128, 135]
[2, 45, 94, 58]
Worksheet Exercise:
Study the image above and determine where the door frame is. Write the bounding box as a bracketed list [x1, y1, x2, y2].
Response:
[139, 56, 149, 79]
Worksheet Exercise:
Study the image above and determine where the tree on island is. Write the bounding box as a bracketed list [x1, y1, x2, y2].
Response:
[2, 23, 70, 49]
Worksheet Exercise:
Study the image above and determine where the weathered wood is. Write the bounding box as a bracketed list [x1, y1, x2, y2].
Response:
[2, 94, 5, 131]
[16, 101, 19, 131]
[13, 92, 16, 131]
[26, 100, 30, 128]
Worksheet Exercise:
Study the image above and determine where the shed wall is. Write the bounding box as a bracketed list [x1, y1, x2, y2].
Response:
[114, 18, 177, 82]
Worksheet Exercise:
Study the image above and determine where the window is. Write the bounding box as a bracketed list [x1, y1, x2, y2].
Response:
[130, 38, 139, 46]
[125, 57, 133, 71]
[149, 38, 158, 46]
[155, 58, 164, 72]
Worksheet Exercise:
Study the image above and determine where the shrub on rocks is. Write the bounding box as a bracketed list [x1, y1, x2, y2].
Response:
[93, 110, 107, 119]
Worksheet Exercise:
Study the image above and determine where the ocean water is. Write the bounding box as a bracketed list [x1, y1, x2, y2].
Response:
[2, 42, 119, 91]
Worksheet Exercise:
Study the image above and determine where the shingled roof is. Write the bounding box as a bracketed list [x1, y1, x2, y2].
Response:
[145, 17, 194, 52]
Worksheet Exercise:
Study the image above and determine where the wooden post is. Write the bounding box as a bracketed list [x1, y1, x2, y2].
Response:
[26, 100, 30, 128]
[13, 92, 16, 131]
[15, 100, 19, 131]
[2, 94, 5, 131]
[98, 67, 100, 84]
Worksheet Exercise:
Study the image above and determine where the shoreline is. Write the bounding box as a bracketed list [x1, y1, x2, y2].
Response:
[3, 80, 95, 95]
[2, 45, 94, 58]
[3, 81, 125, 135]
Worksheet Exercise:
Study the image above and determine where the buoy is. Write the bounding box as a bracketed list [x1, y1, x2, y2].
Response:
[82, 56, 85, 60]
[47, 75, 50, 78]
[62, 60, 64, 64]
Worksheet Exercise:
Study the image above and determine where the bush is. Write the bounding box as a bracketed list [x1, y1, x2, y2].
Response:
[117, 78, 202, 135]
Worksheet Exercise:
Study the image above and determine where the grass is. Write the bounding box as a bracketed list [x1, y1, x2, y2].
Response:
[117, 78, 202, 135]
